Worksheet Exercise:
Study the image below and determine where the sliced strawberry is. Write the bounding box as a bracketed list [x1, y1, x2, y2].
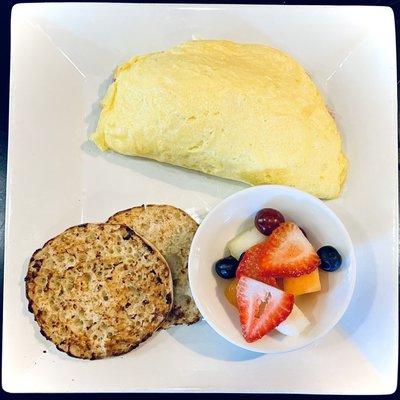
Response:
[236, 243, 277, 287]
[236, 276, 294, 342]
[261, 222, 320, 277]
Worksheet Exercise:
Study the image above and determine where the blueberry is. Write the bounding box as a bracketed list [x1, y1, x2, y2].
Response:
[317, 246, 342, 272]
[215, 256, 239, 279]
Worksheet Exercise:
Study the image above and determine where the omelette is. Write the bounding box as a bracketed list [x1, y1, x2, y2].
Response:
[92, 40, 347, 199]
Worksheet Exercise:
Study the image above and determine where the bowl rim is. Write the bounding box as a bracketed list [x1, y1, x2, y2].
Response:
[188, 184, 357, 354]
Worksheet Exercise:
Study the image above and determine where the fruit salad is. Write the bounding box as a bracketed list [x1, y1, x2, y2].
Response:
[214, 208, 343, 343]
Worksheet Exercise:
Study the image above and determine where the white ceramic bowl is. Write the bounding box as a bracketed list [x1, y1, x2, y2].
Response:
[188, 185, 356, 353]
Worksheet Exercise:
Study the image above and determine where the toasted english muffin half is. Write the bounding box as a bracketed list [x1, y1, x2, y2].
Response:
[107, 205, 201, 329]
[26, 223, 173, 359]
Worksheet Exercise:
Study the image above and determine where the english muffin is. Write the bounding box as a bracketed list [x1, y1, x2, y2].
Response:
[107, 205, 201, 329]
[25, 223, 173, 359]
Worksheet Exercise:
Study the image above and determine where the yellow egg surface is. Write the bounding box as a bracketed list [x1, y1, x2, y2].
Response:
[92, 40, 347, 199]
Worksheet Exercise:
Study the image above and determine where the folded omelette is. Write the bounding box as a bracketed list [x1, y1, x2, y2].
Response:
[92, 40, 347, 199]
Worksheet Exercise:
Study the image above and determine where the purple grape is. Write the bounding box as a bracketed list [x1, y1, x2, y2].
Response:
[254, 208, 285, 236]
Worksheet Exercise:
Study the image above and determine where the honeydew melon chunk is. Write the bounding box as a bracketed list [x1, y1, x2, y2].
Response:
[276, 304, 310, 336]
[227, 227, 267, 259]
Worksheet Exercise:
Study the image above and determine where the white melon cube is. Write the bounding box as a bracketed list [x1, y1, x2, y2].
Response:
[227, 227, 267, 259]
[276, 304, 310, 336]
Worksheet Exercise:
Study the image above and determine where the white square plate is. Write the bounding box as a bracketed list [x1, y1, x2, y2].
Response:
[4, 3, 398, 394]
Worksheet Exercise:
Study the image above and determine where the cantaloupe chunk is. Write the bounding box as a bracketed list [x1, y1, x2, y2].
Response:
[283, 268, 321, 296]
